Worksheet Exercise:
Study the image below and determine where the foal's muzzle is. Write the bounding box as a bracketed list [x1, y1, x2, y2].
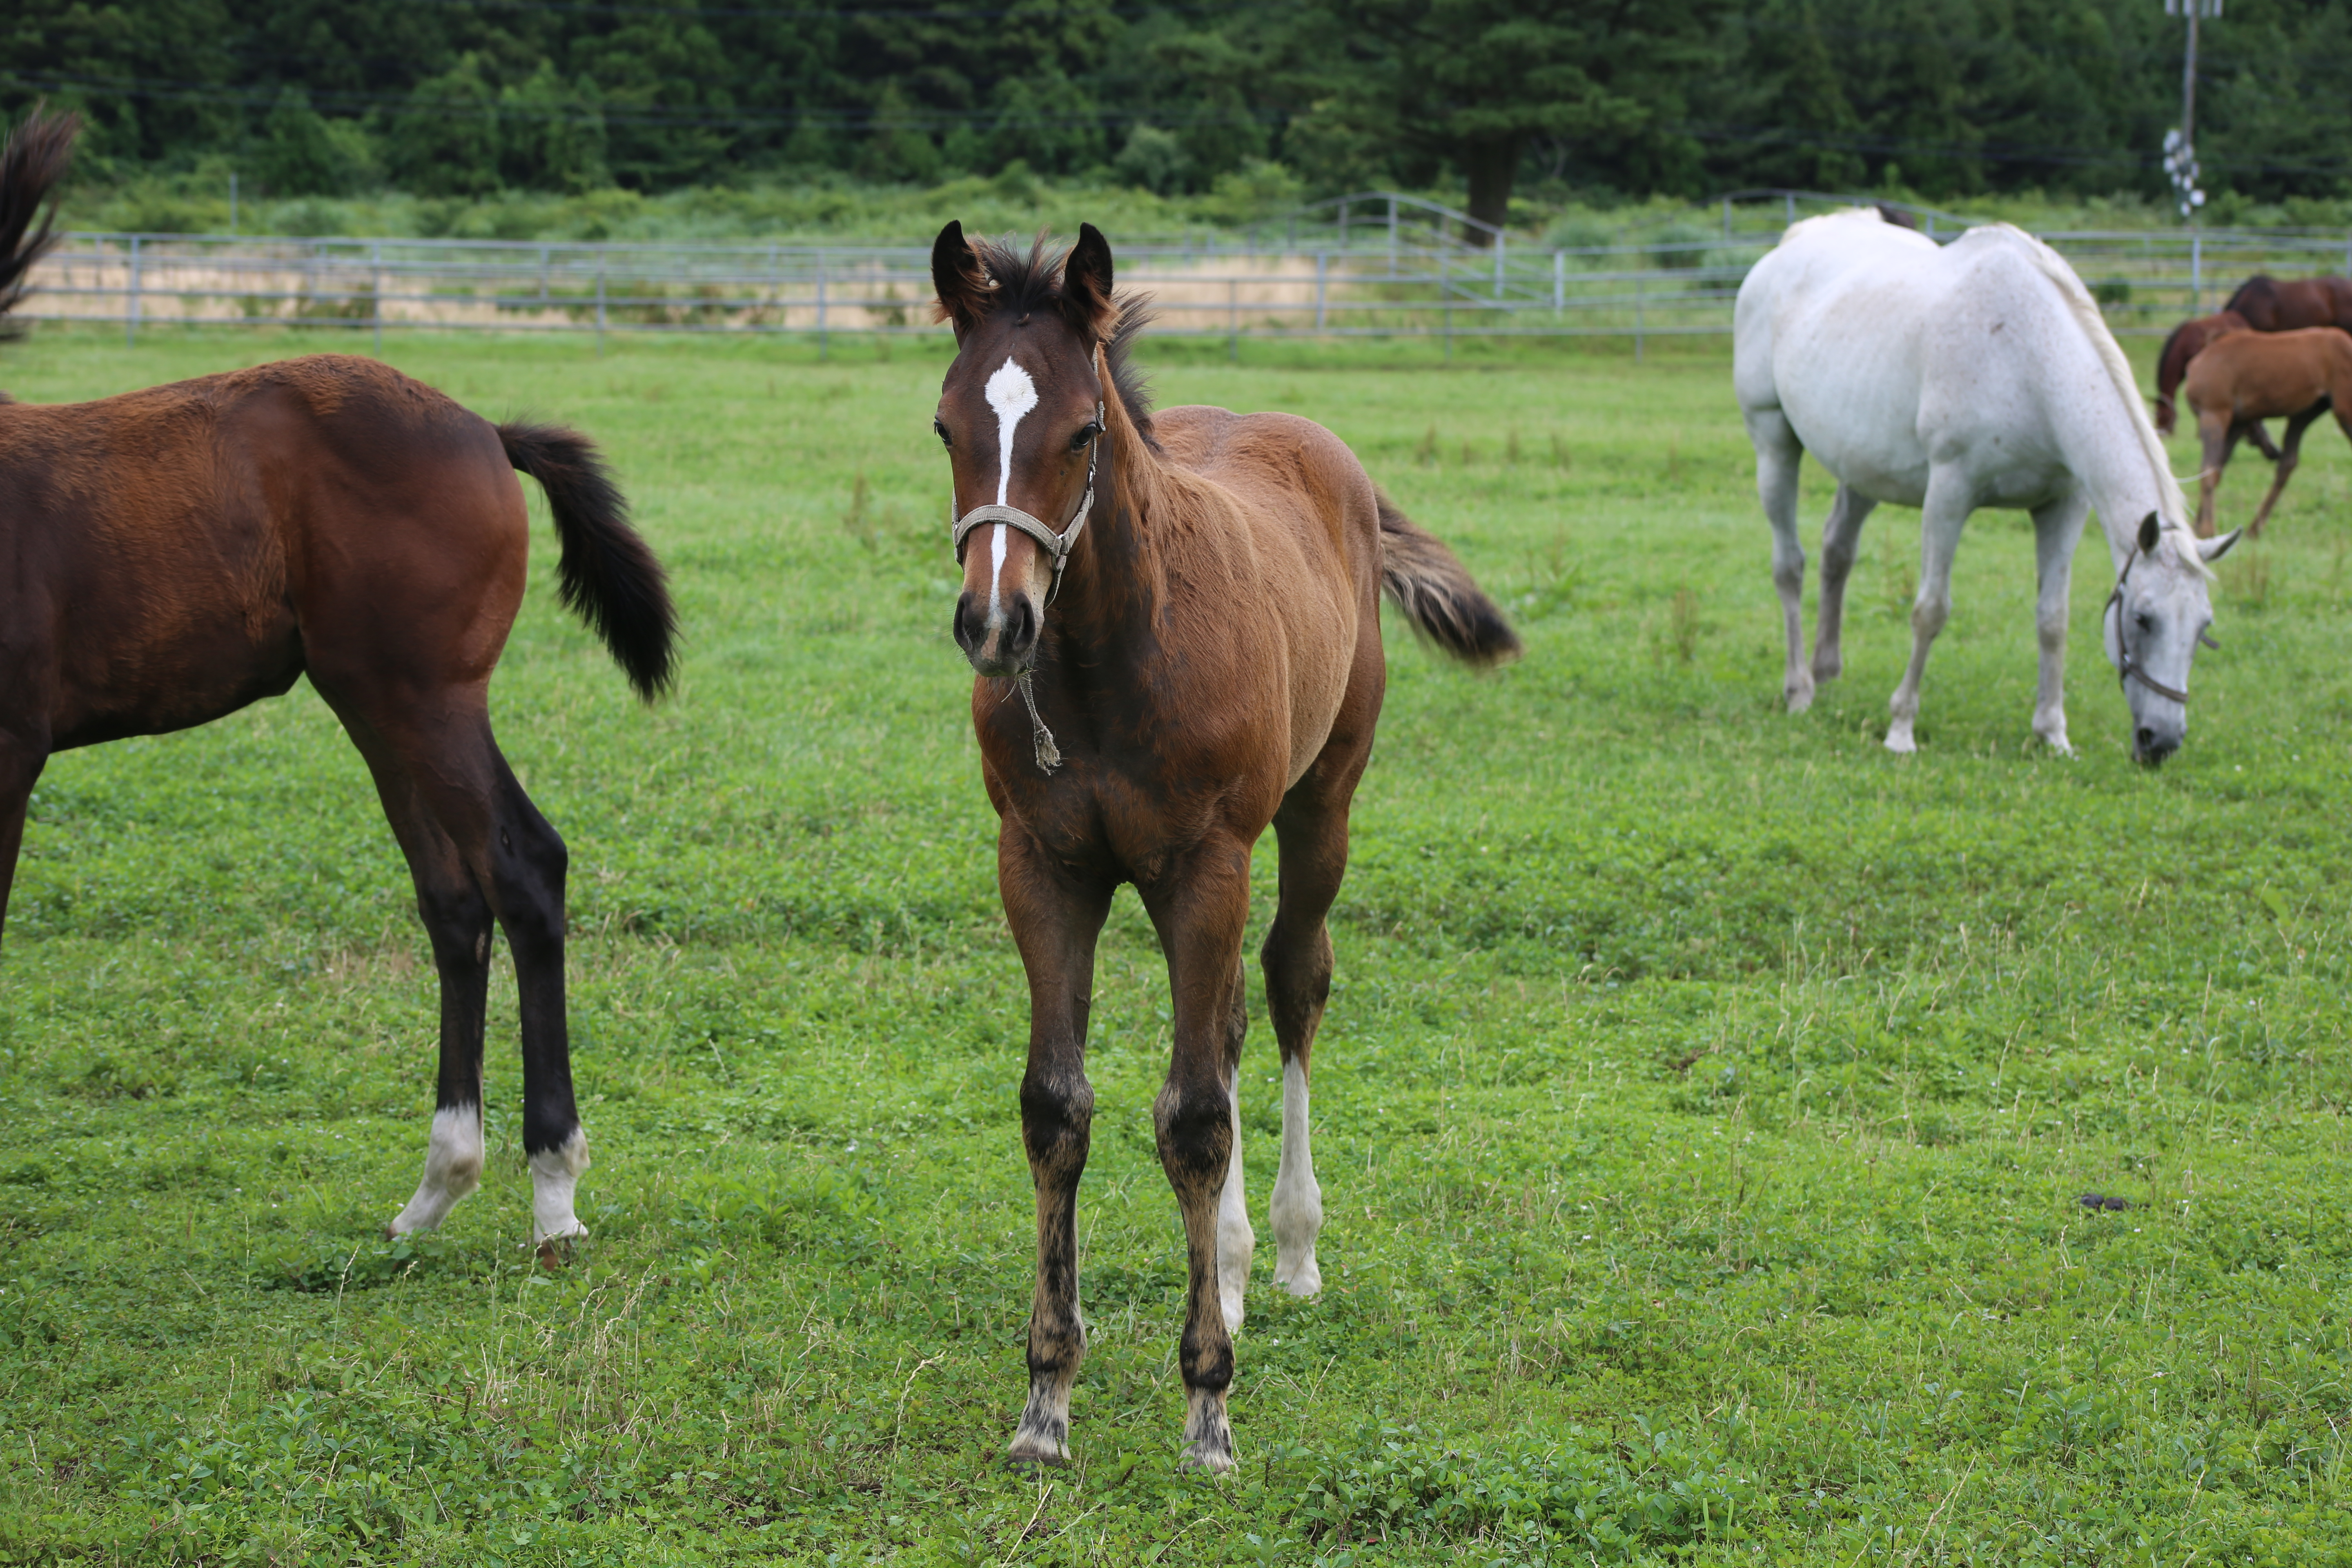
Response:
[955, 589, 1040, 676]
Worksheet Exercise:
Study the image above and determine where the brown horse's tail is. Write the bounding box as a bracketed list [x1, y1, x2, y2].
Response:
[499, 422, 677, 701]
[0, 109, 80, 334]
[1374, 490, 1521, 666]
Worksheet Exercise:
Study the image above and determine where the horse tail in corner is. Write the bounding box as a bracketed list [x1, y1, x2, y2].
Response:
[498, 422, 678, 702]
[0, 109, 80, 332]
[1373, 490, 1522, 666]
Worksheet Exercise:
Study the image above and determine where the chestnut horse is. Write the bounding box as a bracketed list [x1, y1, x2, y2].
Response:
[2222, 273, 2352, 333]
[2182, 326, 2352, 537]
[0, 113, 676, 1253]
[930, 223, 1517, 1471]
[2152, 310, 2262, 442]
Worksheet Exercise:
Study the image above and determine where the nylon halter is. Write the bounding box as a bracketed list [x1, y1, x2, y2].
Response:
[2102, 545, 2194, 705]
[949, 399, 1105, 608]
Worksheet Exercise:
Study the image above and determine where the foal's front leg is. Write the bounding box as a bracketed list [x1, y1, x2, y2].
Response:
[1140, 837, 1254, 1473]
[999, 833, 1113, 1467]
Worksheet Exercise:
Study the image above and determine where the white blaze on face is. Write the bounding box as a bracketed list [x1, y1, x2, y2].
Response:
[388, 1103, 485, 1236]
[984, 356, 1039, 624]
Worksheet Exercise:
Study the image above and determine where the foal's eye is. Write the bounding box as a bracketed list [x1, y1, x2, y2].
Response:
[1070, 422, 1100, 452]
[2135, 612, 2154, 633]
[933, 418, 952, 448]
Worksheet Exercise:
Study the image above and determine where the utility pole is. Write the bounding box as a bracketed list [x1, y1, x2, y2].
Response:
[2162, 0, 2221, 221]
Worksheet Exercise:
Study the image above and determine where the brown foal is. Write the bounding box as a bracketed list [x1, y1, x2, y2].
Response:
[930, 222, 1518, 1472]
[2152, 310, 2258, 442]
[2181, 326, 2352, 537]
[0, 113, 675, 1252]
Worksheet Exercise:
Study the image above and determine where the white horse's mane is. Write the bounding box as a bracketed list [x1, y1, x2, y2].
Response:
[1958, 223, 2196, 543]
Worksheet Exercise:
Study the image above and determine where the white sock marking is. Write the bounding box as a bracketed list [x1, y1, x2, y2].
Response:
[1271, 1056, 1323, 1296]
[1217, 1078, 1254, 1334]
[389, 1103, 484, 1236]
[529, 1127, 592, 1245]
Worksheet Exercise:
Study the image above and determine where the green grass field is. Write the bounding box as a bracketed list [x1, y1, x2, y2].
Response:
[0, 321, 2347, 1565]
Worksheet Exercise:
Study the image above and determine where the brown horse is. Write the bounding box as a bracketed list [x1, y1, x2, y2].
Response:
[2222, 273, 2352, 333]
[2152, 310, 2261, 441]
[0, 113, 676, 1254]
[2182, 325, 2352, 537]
[930, 223, 1517, 1472]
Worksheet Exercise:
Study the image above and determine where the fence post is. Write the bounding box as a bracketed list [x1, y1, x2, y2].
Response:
[1494, 228, 1504, 299]
[1554, 251, 1564, 312]
[595, 249, 607, 356]
[1784, 192, 1795, 227]
[126, 235, 141, 347]
[1388, 198, 1398, 277]
[1227, 277, 1238, 363]
[372, 241, 383, 356]
[818, 260, 829, 361]
[1635, 270, 1645, 364]
[1315, 251, 1327, 333]
[2191, 230, 2202, 314]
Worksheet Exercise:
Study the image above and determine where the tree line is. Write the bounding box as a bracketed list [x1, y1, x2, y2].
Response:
[10, 0, 2352, 233]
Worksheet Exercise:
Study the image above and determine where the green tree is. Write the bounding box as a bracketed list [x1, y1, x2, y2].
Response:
[388, 53, 501, 196]
[1298, 0, 1724, 238]
[499, 61, 607, 192]
[254, 85, 367, 195]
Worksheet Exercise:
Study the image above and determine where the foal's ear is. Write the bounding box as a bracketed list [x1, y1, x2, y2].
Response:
[1059, 223, 1118, 342]
[931, 220, 991, 339]
[2138, 511, 2162, 554]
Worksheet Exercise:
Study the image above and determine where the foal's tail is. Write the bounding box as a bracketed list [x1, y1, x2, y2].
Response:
[1374, 491, 1522, 666]
[499, 422, 678, 701]
[0, 109, 80, 333]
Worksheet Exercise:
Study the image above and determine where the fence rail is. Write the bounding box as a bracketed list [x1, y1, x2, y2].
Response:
[24, 192, 2352, 355]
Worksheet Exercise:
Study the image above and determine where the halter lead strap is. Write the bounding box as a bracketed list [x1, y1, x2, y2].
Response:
[2104, 550, 2193, 705]
[949, 399, 1105, 608]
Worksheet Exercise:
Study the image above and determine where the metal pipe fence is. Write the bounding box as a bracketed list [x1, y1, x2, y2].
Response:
[23, 192, 2352, 354]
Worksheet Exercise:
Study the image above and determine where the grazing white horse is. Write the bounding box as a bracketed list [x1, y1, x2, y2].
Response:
[1735, 209, 2238, 764]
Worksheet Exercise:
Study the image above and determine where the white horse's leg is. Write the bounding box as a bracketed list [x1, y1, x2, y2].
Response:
[1885, 477, 1971, 753]
[1812, 483, 1878, 684]
[1745, 408, 1812, 712]
[2029, 494, 2091, 754]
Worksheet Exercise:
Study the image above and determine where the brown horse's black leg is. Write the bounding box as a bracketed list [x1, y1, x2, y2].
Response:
[331, 694, 586, 1252]
[351, 749, 494, 1239]
[0, 732, 50, 943]
[2248, 421, 2283, 462]
[998, 830, 1112, 1468]
[1139, 836, 1254, 1474]
[2248, 405, 2324, 537]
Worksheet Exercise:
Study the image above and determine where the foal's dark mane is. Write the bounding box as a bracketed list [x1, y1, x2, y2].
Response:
[954, 232, 1160, 449]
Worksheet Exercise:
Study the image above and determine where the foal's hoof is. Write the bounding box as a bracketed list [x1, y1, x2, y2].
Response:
[1785, 683, 1816, 715]
[1178, 1437, 1236, 1476]
[1007, 1428, 1071, 1470]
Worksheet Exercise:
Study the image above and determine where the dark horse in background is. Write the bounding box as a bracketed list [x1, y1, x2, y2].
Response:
[930, 221, 1517, 1471]
[0, 113, 676, 1254]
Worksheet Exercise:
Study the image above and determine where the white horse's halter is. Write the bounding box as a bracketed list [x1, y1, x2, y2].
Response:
[949, 399, 1105, 608]
[2102, 545, 2215, 706]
